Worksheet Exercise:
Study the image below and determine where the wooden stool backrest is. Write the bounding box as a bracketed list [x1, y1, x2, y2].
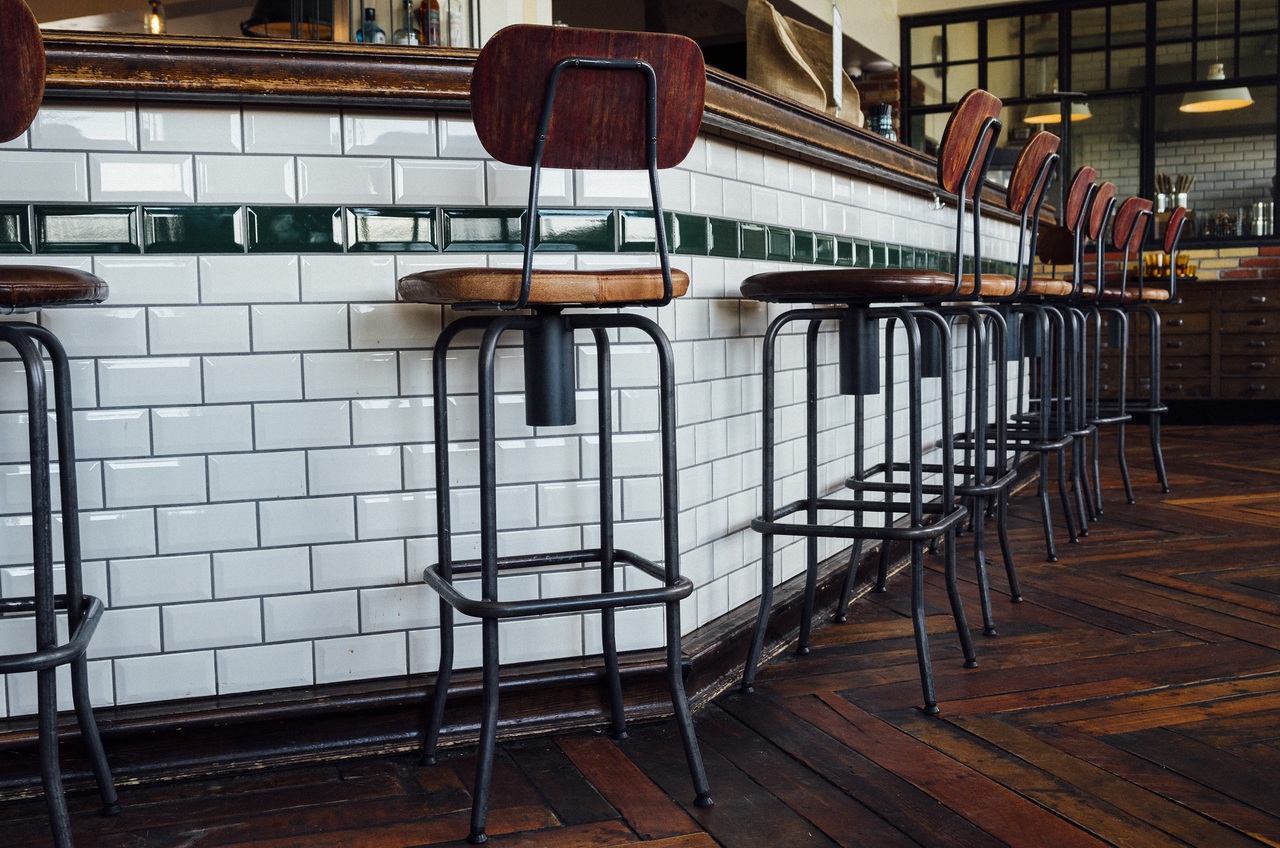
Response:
[1062, 166, 1099, 235]
[0, 0, 44, 144]
[471, 24, 705, 171]
[1006, 131, 1060, 294]
[936, 89, 1003, 199]
[1087, 181, 1118, 243]
[1111, 196, 1152, 256]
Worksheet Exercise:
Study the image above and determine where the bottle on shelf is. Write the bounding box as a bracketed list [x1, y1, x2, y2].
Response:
[356, 6, 386, 43]
[393, 0, 420, 45]
[447, 0, 463, 47]
[420, 0, 441, 46]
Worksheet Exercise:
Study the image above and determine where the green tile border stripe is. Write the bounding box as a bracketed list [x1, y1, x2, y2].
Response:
[5, 204, 1016, 277]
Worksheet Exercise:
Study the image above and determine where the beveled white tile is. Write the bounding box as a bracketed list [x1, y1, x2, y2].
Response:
[252, 304, 349, 352]
[395, 159, 485, 205]
[259, 495, 355, 547]
[300, 254, 395, 303]
[156, 502, 258, 554]
[574, 169, 649, 206]
[114, 651, 217, 705]
[498, 614, 582, 664]
[244, 109, 341, 154]
[88, 606, 161, 658]
[356, 491, 435, 540]
[302, 352, 398, 399]
[163, 598, 262, 651]
[73, 410, 152, 460]
[105, 456, 207, 508]
[89, 153, 194, 202]
[40, 307, 147, 358]
[209, 451, 306, 501]
[359, 583, 437, 632]
[351, 398, 432, 445]
[109, 553, 212, 607]
[32, 103, 138, 151]
[308, 445, 401, 495]
[98, 357, 202, 407]
[94, 256, 199, 306]
[152, 406, 253, 455]
[140, 105, 243, 153]
[254, 400, 350, 450]
[0, 151, 88, 202]
[437, 114, 487, 158]
[150, 306, 251, 355]
[312, 539, 405, 589]
[196, 155, 296, 204]
[200, 255, 300, 304]
[344, 112, 437, 156]
[0, 460, 100, 513]
[315, 632, 407, 684]
[4, 660, 114, 715]
[487, 162, 572, 205]
[689, 172, 724, 216]
[263, 590, 357, 641]
[350, 303, 438, 350]
[217, 642, 313, 694]
[213, 546, 311, 599]
[203, 354, 302, 403]
[298, 156, 393, 204]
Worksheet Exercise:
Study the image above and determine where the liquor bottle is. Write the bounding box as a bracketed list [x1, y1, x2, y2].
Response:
[393, 0, 420, 45]
[357, 7, 386, 44]
[422, 0, 441, 46]
[447, 0, 463, 47]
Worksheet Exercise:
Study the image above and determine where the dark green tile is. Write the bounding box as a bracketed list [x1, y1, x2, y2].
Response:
[36, 205, 139, 254]
[887, 244, 902, 267]
[347, 207, 436, 252]
[537, 209, 615, 252]
[870, 242, 888, 269]
[670, 213, 708, 256]
[835, 237, 853, 267]
[792, 230, 815, 264]
[708, 218, 739, 258]
[619, 210, 658, 252]
[248, 206, 341, 253]
[814, 233, 835, 265]
[740, 223, 767, 260]
[144, 206, 243, 254]
[443, 208, 524, 251]
[766, 227, 791, 261]
[854, 241, 871, 268]
[0, 206, 29, 254]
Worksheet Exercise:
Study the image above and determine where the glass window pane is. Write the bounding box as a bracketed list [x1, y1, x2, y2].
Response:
[1156, 0, 1195, 40]
[1072, 51, 1108, 91]
[988, 59, 1023, 99]
[1241, 34, 1278, 76]
[1155, 40, 1195, 85]
[1239, 0, 1280, 32]
[987, 16, 1022, 58]
[910, 69, 944, 107]
[946, 21, 980, 62]
[1026, 55, 1058, 96]
[1111, 3, 1149, 45]
[1073, 7, 1107, 51]
[1071, 95, 1142, 201]
[946, 63, 979, 103]
[910, 25, 943, 66]
[1111, 46, 1147, 87]
[1025, 12, 1058, 54]
[988, 104, 1033, 189]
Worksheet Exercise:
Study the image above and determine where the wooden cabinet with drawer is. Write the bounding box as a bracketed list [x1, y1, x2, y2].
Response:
[1217, 285, 1280, 399]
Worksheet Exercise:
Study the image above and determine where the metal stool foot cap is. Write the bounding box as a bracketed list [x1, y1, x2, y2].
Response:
[102, 802, 122, 817]
[983, 626, 998, 637]
[795, 646, 810, 656]
[1047, 556, 1059, 563]
[694, 793, 714, 808]
[922, 703, 941, 716]
[834, 612, 848, 623]
[964, 659, 979, 669]
[1127, 498, 1136, 505]
[1161, 486, 1170, 493]
[611, 730, 629, 741]
[468, 830, 488, 844]
[1011, 594, 1024, 603]
[421, 754, 438, 767]
[740, 683, 755, 694]
[873, 584, 888, 593]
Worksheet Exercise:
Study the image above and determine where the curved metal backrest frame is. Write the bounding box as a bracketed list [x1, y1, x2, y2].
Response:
[1085, 182, 1118, 300]
[935, 89, 1003, 296]
[0, 0, 45, 144]
[1162, 206, 1189, 300]
[469, 25, 706, 311]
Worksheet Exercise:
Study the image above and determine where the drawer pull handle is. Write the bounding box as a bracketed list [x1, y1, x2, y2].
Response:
[1250, 362, 1268, 371]
[1249, 318, 1269, 327]
[1248, 340, 1268, 348]
[1250, 384, 1267, 392]
[1166, 362, 1183, 371]
[1168, 319, 1185, 327]
[1168, 340, 1184, 349]
[1250, 295, 1268, 304]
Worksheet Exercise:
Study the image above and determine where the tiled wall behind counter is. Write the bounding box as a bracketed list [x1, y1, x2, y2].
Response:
[0, 100, 1021, 716]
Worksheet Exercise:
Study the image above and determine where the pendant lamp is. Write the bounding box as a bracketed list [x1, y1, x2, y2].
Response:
[241, 0, 334, 40]
[1179, 0, 1253, 113]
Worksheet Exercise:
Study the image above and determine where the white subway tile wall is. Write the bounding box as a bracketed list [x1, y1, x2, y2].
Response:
[0, 102, 1022, 716]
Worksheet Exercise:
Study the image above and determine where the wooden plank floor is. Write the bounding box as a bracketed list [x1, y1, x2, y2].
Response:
[5, 425, 1280, 847]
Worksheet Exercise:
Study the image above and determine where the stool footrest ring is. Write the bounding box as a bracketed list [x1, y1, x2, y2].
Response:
[0, 595, 104, 674]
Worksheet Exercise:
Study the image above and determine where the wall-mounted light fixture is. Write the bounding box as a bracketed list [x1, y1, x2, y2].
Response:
[143, 0, 165, 34]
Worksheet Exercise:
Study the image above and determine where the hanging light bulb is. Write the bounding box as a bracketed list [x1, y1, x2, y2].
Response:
[1179, 0, 1253, 113]
[144, 0, 166, 35]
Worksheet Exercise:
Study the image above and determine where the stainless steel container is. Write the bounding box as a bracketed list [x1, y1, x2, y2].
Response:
[1253, 201, 1274, 237]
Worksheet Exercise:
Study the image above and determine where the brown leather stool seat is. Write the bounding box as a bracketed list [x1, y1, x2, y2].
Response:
[400, 266, 688, 306]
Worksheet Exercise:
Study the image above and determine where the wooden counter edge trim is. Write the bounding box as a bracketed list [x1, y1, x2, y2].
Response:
[42, 33, 1022, 221]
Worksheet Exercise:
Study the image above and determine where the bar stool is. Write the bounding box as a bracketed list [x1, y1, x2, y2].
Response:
[396, 24, 711, 844]
[0, 2, 121, 844]
[1097, 206, 1188, 492]
[740, 89, 1009, 714]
